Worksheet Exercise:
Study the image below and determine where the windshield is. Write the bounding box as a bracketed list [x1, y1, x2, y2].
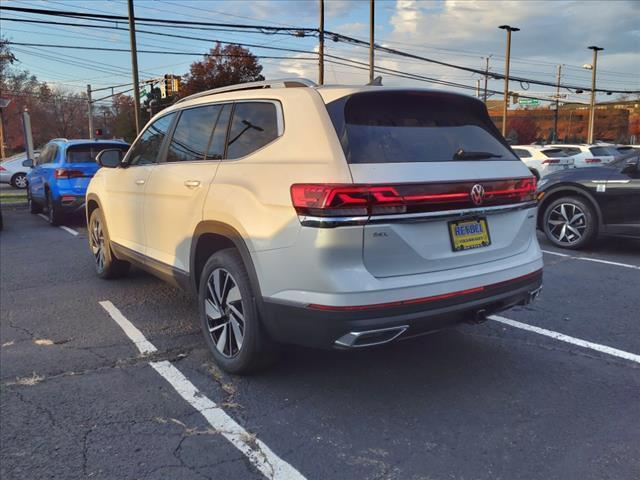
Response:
[66, 144, 129, 163]
[326, 91, 517, 164]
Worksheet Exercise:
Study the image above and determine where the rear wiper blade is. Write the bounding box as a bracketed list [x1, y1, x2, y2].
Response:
[453, 149, 503, 160]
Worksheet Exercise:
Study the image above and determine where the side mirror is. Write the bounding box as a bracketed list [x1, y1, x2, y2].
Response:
[621, 158, 639, 175]
[22, 158, 33, 168]
[96, 149, 124, 168]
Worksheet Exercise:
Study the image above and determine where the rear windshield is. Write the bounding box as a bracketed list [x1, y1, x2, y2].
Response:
[326, 91, 517, 164]
[541, 148, 569, 158]
[66, 144, 129, 163]
[589, 146, 618, 157]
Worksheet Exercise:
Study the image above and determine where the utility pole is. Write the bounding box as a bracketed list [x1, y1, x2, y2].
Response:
[127, 0, 141, 134]
[483, 56, 490, 102]
[87, 84, 94, 140]
[553, 65, 562, 142]
[499, 25, 519, 137]
[369, 0, 375, 83]
[318, 0, 324, 85]
[587, 46, 603, 144]
[476, 79, 481, 99]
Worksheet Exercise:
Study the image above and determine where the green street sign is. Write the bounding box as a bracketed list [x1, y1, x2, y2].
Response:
[518, 98, 539, 106]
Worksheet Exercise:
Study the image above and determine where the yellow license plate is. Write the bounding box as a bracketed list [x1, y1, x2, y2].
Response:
[448, 218, 491, 252]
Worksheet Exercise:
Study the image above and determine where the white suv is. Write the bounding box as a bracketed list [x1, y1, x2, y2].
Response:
[549, 144, 619, 167]
[511, 145, 574, 179]
[87, 79, 543, 373]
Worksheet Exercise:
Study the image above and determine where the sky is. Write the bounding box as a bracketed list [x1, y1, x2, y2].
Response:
[1, 0, 639, 107]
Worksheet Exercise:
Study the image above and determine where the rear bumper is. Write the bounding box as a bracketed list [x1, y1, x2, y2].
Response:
[260, 269, 542, 348]
[53, 194, 86, 214]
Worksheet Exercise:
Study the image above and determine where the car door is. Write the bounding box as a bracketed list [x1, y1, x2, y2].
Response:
[102, 113, 176, 254]
[600, 154, 640, 236]
[29, 143, 56, 203]
[143, 104, 231, 273]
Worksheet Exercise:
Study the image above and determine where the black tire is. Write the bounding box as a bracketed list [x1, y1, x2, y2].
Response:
[11, 173, 28, 189]
[88, 207, 130, 279]
[45, 190, 64, 226]
[542, 196, 597, 250]
[199, 248, 277, 374]
[28, 190, 42, 214]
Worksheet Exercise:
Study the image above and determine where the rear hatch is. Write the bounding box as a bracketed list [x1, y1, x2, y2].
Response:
[62, 143, 128, 194]
[540, 148, 574, 171]
[324, 90, 536, 278]
[588, 145, 618, 164]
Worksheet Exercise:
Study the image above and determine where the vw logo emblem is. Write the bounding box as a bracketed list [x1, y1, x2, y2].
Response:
[470, 184, 485, 206]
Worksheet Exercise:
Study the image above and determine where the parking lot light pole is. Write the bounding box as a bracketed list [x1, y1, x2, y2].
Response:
[587, 46, 603, 144]
[318, 0, 324, 85]
[553, 65, 562, 142]
[499, 25, 519, 137]
[87, 84, 94, 140]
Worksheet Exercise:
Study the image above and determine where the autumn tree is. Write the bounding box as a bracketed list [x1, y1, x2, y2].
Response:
[507, 116, 539, 144]
[180, 43, 264, 98]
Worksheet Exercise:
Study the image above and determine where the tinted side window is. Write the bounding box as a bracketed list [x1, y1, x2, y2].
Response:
[128, 113, 175, 166]
[166, 105, 219, 162]
[38, 144, 57, 165]
[227, 102, 279, 160]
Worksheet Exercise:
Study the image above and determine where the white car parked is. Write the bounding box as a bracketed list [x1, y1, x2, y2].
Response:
[86, 79, 543, 373]
[0, 151, 38, 189]
[511, 145, 574, 179]
[549, 144, 619, 167]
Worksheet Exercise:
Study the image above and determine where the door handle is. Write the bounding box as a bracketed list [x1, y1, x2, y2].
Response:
[184, 180, 201, 189]
[135, 179, 145, 185]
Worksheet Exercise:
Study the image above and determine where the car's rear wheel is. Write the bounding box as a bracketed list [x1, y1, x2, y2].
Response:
[45, 191, 64, 226]
[11, 173, 28, 189]
[199, 248, 276, 374]
[89, 208, 130, 278]
[542, 196, 597, 249]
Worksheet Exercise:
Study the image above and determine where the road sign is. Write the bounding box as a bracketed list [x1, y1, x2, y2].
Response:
[518, 98, 539, 106]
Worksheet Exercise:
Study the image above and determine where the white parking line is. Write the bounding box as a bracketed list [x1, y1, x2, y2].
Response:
[490, 315, 640, 364]
[98, 300, 306, 480]
[36, 213, 80, 236]
[59, 226, 79, 236]
[542, 249, 640, 270]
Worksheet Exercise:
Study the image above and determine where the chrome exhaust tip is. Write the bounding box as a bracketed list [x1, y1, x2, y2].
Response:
[334, 325, 409, 348]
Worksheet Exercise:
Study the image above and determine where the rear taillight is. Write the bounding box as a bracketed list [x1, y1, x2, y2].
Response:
[54, 168, 85, 179]
[542, 159, 561, 165]
[291, 177, 536, 217]
[585, 158, 601, 164]
[0, 165, 6, 171]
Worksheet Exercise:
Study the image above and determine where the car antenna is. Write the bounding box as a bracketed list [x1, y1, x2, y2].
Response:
[367, 76, 383, 86]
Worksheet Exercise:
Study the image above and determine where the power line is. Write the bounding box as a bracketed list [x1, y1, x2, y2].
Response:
[5, 41, 317, 61]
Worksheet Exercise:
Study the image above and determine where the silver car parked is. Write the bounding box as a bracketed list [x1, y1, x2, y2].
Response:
[0, 151, 39, 189]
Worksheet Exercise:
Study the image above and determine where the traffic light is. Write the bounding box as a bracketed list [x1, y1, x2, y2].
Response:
[160, 75, 181, 99]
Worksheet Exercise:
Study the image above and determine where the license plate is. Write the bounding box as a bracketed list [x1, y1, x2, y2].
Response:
[448, 218, 491, 252]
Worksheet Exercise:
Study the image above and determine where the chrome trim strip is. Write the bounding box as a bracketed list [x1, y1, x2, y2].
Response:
[299, 201, 537, 228]
[335, 325, 409, 348]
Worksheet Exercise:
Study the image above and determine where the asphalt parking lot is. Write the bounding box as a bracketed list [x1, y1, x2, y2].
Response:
[1, 206, 638, 480]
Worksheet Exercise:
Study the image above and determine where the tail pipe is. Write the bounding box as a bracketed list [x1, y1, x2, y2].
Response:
[334, 325, 409, 348]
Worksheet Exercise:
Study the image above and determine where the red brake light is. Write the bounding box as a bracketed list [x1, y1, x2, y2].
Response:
[291, 177, 537, 217]
[585, 158, 601, 164]
[0, 165, 6, 171]
[54, 168, 85, 179]
[542, 159, 561, 164]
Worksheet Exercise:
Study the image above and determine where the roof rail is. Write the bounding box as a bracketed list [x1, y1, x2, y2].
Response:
[175, 78, 317, 105]
[50, 138, 69, 142]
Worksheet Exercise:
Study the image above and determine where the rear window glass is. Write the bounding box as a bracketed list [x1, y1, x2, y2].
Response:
[327, 91, 517, 164]
[512, 148, 531, 158]
[541, 148, 568, 158]
[226, 102, 279, 159]
[589, 146, 618, 156]
[66, 144, 129, 163]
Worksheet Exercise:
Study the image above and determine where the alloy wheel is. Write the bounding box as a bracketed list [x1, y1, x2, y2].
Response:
[546, 202, 587, 245]
[90, 216, 105, 271]
[14, 174, 28, 189]
[204, 268, 245, 358]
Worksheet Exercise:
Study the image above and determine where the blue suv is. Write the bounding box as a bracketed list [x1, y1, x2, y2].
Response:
[27, 139, 129, 225]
